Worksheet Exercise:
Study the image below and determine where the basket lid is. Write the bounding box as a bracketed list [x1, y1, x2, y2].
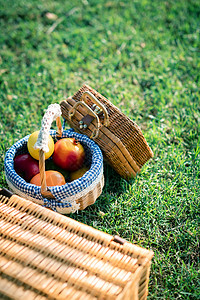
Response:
[60, 85, 153, 179]
[0, 188, 154, 300]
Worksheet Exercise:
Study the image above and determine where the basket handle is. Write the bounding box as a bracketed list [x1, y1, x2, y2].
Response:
[82, 91, 110, 127]
[69, 101, 101, 139]
[68, 91, 109, 139]
[34, 104, 62, 198]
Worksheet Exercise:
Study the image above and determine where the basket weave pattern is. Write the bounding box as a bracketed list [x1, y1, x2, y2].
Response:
[0, 191, 153, 300]
[4, 129, 104, 214]
[60, 84, 153, 179]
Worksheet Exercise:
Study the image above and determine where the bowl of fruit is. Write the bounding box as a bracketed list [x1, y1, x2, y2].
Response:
[4, 104, 104, 214]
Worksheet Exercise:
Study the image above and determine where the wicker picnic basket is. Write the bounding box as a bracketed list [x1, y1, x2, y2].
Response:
[0, 188, 154, 300]
[60, 84, 153, 180]
[4, 104, 104, 214]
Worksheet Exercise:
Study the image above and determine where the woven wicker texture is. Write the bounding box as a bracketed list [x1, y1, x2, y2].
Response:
[4, 129, 104, 214]
[0, 189, 153, 300]
[60, 85, 153, 180]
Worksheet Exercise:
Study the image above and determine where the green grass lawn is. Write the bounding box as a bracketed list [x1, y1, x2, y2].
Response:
[0, 0, 199, 298]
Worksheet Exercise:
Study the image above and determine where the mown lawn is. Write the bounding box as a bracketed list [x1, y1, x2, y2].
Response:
[0, 0, 199, 299]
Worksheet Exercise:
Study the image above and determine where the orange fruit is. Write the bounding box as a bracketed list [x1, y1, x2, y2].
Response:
[30, 170, 66, 186]
[70, 166, 89, 181]
[27, 131, 54, 160]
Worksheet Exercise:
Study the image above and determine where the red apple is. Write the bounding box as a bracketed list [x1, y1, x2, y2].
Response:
[52, 138, 85, 171]
[14, 153, 40, 182]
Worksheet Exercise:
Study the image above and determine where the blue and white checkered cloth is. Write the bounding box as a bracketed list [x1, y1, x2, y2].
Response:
[4, 128, 103, 212]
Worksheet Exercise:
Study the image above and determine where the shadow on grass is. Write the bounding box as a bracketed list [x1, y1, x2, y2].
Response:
[103, 162, 129, 196]
[70, 163, 135, 224]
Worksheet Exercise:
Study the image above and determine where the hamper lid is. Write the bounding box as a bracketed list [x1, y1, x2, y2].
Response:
[0, 188, 154, 300]
[60, 85, 153, 180]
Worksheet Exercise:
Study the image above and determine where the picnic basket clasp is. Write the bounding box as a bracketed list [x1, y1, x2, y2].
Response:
[68, 91, 110, 139]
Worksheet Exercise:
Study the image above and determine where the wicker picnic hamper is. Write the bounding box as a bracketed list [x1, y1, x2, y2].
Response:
[4, 104, 104, 214]
[0, 188, 154, 300]
[60, 84, 153, 180]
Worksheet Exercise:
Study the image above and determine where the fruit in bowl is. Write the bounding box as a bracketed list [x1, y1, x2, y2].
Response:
[70, 165, 90, 181]
[27, 131, 54, 160]
[30, 170, 66, 186]
[53, 138, 85, 172]
[14, 154, 40, 182]
[46, 159, 69, 182]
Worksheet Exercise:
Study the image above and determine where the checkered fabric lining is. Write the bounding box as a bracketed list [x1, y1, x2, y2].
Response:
[4, 128, 103, 210]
